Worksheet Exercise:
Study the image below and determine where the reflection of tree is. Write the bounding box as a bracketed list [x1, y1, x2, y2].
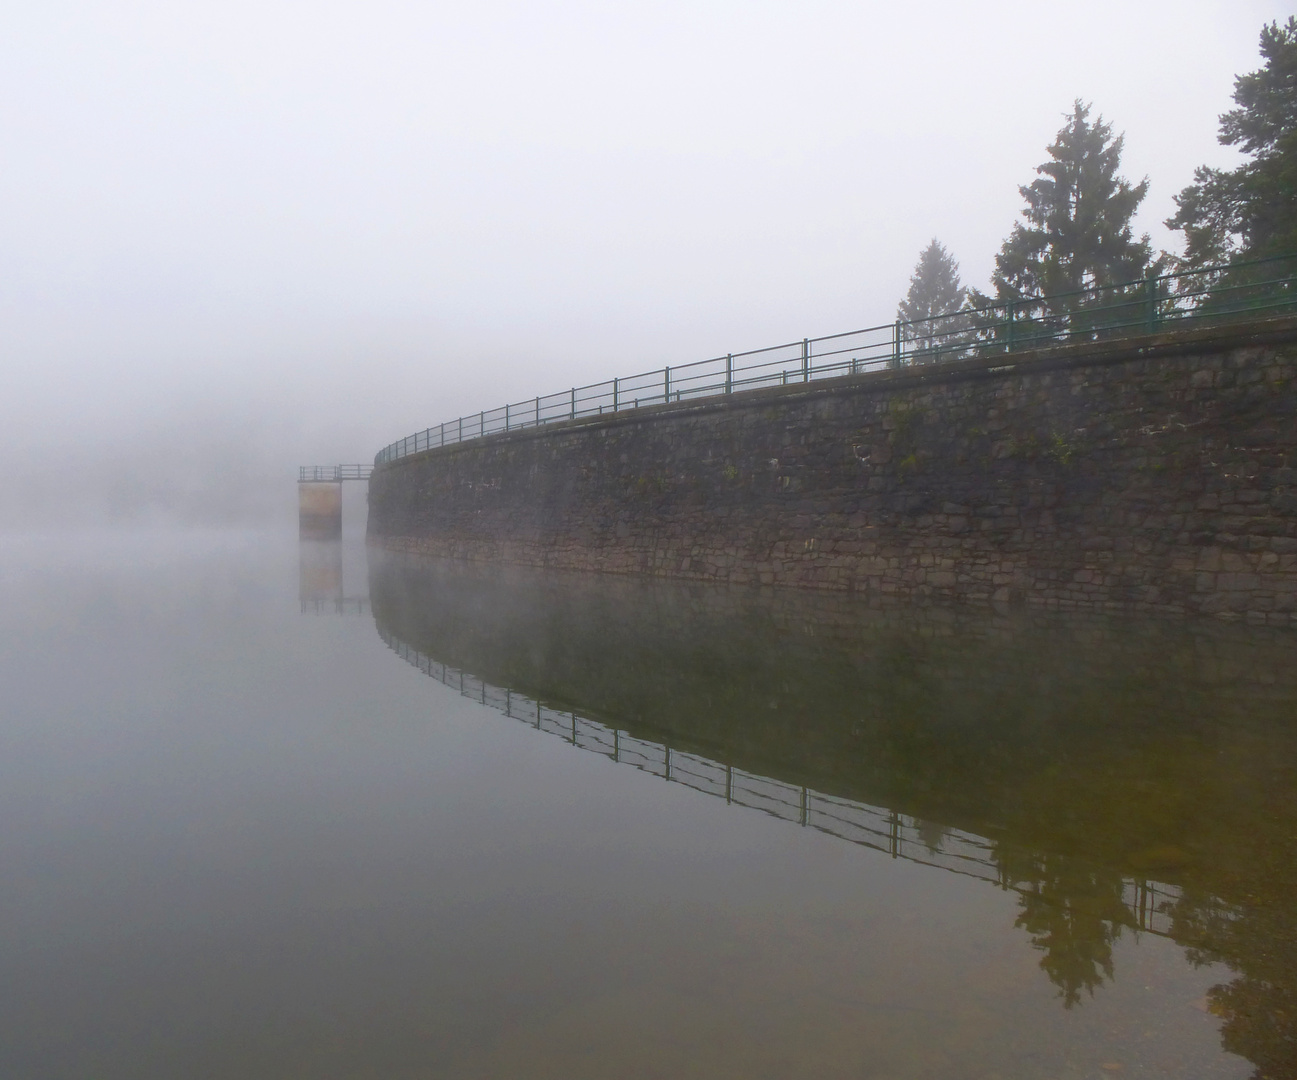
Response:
[1000, 849, 1133, 1008]
[914, 817, 948, 854]
[1001, 849, 1297, 1075]
[1172, 892, 1297, 1080]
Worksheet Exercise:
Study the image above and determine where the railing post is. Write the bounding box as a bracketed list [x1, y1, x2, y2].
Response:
[504, 403, 510, 432]
[440, 422, 444, 447]
[664, 366, 671, 404]
[802, 338, 810, 382]
[458, 416, 463, 443]
[613, 377, 619, 412]
[570, 388, 576, 419]
[893, 321, 901, 366]
[1006, 299, 1016, 353]
[479, 410, 484, 437]
[1146, 274, 1159, 333]
[535, 396, 540, 427]
[725, 353, 732, 394]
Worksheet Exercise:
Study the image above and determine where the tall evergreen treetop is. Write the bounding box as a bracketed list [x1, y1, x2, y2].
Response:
[1220, 18, 1297, 156]
[1167, 18, 1297, 265]
[990, 101, 1153, 301]
[897, 239, 966, 325]
[897, 239, 970, 363]
[897, 240, 966, 363]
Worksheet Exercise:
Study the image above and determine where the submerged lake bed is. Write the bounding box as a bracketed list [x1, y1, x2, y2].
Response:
[0, 529, 1292, 1078]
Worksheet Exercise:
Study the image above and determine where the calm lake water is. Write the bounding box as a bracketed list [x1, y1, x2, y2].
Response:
[0, 527, 1294, 1079]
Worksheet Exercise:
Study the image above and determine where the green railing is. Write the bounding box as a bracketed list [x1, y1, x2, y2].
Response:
[376, 254, 1297, 466]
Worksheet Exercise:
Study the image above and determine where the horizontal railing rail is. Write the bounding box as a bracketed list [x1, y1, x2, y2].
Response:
[299, 465, 374, 482]
[375, 254, 1297, 466]
[379, 624, 1225, 941]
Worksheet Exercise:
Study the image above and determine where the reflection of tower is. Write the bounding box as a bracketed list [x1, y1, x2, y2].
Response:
[298, 481, 342, 540]
[299, 540, 344, 609]
[298, 539, 369, 614]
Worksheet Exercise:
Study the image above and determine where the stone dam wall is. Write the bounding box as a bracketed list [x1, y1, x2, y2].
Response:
[368, 319, 1297, 622]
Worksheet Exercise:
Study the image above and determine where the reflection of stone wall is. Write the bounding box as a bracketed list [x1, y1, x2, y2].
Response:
[370, 550, 1297, 1073]
[370, 321, 1297, 620]
[369, 551, 1297, 891]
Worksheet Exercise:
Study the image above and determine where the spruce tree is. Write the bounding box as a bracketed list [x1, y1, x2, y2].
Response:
[1167, 18, 1297, 266]
[988, 101, 1153, 303]
[896, 239, 967, 362]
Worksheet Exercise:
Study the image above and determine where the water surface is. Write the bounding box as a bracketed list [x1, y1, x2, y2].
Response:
[0, 529, 1292, 1078]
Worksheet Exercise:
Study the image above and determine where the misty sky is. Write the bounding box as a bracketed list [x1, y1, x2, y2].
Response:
[0, 1, 1288, 523]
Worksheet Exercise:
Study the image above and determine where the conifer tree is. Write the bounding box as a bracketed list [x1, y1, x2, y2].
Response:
[987, 101, 1154, 303]
[1167, 18, 1297, 266]
[896, 239, 966, 363]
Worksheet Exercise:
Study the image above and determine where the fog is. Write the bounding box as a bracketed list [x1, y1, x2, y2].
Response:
[0, 0, 1286, 526]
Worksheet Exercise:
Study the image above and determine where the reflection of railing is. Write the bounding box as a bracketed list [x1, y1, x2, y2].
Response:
[375, 254, 1297, 466]
[379, 626, 1194, 939]
[301, 598, 369, 615]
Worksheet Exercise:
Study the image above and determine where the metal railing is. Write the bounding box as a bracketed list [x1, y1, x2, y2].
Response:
[299, 465, 374, 482]
[375, 254, 1297, 466]
[379, 624, 1217, 941]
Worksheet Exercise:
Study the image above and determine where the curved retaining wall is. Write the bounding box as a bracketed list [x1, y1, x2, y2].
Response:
[368, 319, 1297, 622]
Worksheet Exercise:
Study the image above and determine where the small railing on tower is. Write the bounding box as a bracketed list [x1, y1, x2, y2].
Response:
[298, 465, 373, 482]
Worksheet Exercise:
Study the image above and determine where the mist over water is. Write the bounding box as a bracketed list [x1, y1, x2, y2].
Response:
[1, 1, 1287, 528]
